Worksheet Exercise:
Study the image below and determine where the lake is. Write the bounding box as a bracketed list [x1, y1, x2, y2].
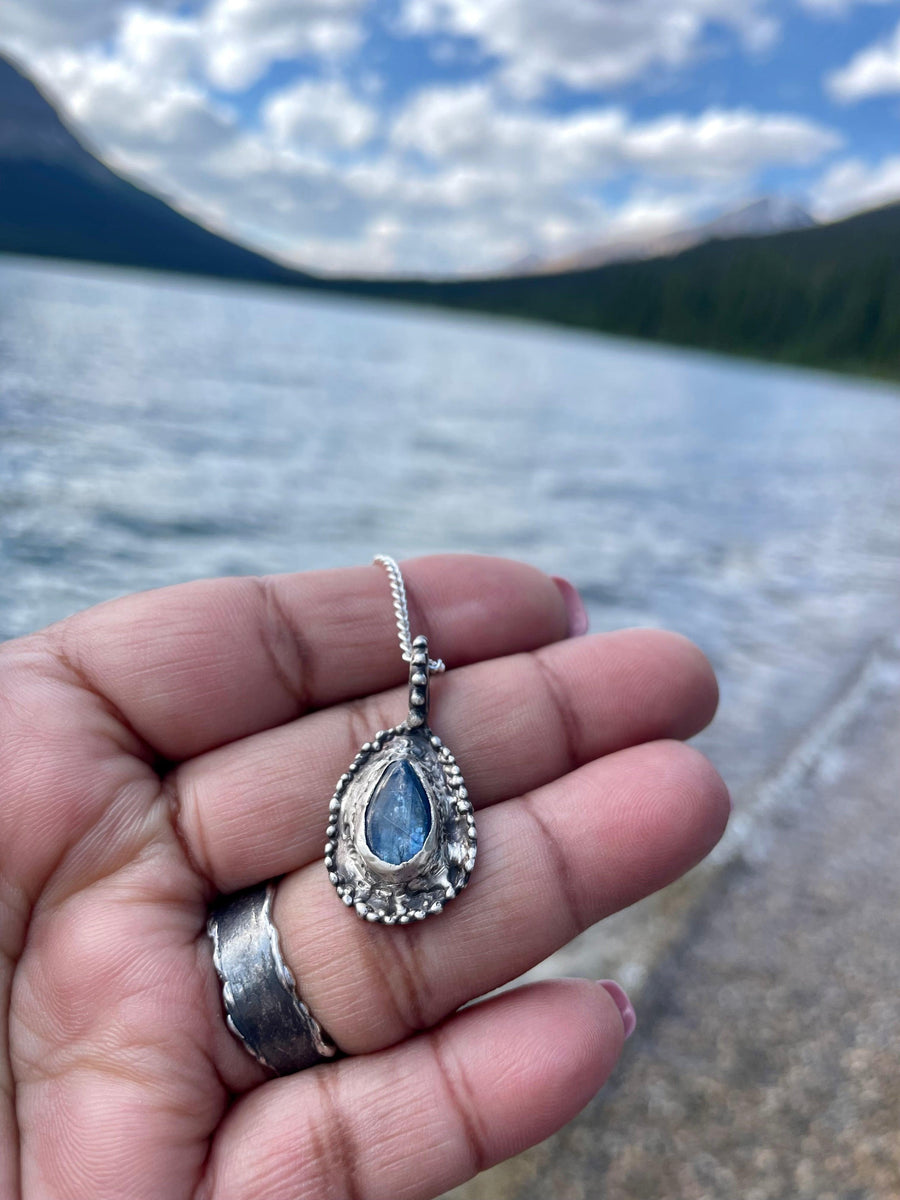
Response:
[1, 255, 898, 980]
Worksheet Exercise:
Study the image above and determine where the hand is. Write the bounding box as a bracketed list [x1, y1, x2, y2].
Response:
[0, 555, 728, 1200]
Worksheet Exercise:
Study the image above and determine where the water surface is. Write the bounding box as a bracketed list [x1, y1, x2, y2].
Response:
[2, 256, 898, 807]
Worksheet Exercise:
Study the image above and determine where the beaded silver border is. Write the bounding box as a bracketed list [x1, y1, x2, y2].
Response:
[325, 722, 476, 924]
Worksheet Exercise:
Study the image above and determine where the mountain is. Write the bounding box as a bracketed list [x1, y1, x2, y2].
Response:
[351, 201, 900, 376]
[0, 55, 315, 287]
[697, 196, 815, 239]
[1, 53, 898, 377]
[517, 196, 817, 275]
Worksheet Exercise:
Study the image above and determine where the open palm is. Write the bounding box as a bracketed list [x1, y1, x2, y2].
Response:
[0, 556, 728, 1200]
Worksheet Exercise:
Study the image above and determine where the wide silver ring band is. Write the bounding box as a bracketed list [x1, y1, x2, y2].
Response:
[207, 880, 337, 1075]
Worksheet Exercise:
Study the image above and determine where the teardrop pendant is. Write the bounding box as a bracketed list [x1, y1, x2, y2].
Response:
[325, 633, 476, 924]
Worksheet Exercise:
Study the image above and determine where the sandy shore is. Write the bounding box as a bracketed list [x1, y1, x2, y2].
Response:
[448, 633, 900, 1199]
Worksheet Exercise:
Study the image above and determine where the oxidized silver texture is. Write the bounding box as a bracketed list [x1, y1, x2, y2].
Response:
[325, 635, 476, 923]
[208, 880, 337, 1074]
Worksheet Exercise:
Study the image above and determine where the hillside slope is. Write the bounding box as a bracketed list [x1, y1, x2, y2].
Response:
[0, 55, 311, 286]
[349, 203, 900, 377]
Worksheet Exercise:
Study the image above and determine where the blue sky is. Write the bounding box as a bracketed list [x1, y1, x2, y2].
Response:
[4, 0, 900, 274]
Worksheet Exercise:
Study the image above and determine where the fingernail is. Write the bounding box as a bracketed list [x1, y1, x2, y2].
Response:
[552, 576, 589, 637]
[599, 980, 637, 1039]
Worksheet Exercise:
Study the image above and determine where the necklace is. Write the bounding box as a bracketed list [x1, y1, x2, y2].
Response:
[324, 555, 477, 923]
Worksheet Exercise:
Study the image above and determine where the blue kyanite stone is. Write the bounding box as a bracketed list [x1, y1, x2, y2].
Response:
[365, 760, 432, 865]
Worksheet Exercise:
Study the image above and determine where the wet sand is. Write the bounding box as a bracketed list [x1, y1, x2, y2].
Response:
[449, 636, 900, 1199]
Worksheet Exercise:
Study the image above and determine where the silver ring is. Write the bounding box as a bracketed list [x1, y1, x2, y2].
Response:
[207, 881, 337, 1075]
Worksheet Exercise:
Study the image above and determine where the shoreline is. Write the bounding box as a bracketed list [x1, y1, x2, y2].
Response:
[499, 628, 900, 999]
[448, 628, 900, 1198]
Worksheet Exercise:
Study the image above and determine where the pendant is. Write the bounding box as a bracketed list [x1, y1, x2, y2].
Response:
[325, 634, 476, 924]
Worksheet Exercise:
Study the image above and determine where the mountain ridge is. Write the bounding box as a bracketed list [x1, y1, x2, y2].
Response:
[509, 196, 817, 276]
[0, 55, 316, 286]
[1, 52, 898, 378]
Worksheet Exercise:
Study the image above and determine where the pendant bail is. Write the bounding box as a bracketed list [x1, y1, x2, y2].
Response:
[407, 634, 430, 728]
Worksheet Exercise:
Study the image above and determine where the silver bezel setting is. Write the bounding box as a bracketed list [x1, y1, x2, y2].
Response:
[325, 722, 476, 923]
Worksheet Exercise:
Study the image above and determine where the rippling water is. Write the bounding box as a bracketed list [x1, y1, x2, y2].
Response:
[2, 256, 899, 809]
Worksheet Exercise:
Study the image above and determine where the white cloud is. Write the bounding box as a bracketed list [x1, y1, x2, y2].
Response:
[392, 85, 840, 184]
[188, 95, 751, 274]
[399, 0, 779, 96]
[1, 0, 369, 94]
[827, 19, 900, 99]
[0, 0, 182, 53]
[810, 155, 900, 217]
[0, 0, 847, 274]
[116, 7, 199, 76]
[202, 0, 368, 90]
[622, 108, 841, 177]
[263, 78, 377, 150]
[29, 11, 234, 156]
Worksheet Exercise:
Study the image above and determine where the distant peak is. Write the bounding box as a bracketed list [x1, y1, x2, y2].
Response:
[509, 194, 817, 276]
[699, 196, 816, 239]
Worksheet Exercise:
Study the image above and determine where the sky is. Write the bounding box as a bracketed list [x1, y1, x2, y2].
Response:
[3, 0, 900, 276]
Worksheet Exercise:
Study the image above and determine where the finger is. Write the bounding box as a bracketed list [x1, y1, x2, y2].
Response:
[12, 851, 227, 1200]
[197, 978, 625, 1200]
[47, 556, 570, 760]
[172, 628, 718, 889]
[270, 740, 728, 1054]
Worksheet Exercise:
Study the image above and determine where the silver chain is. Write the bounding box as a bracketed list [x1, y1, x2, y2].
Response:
[373, 555, 445, 673]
